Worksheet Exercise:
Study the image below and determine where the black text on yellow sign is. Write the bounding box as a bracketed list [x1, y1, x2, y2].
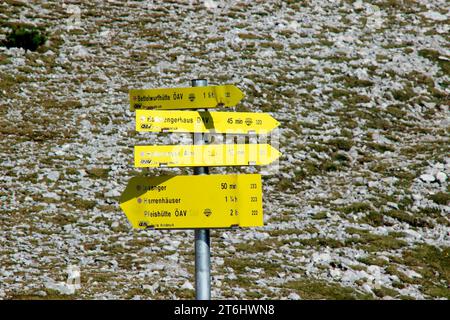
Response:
[135, 110, 280, 134]
[119, 174, 263, 229]
[129, 85, 244, 110]
[134, 144, 281, 167]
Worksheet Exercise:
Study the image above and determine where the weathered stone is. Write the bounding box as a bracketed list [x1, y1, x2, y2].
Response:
[435, 172, 447, 184]
[47, 171, 60, 182]
[288, 292, 301, 300]
[420, 174, 435, 183]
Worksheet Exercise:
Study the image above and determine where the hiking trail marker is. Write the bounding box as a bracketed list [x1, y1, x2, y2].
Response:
[120, 174, 263, 230]
[121, 80, 282, 300]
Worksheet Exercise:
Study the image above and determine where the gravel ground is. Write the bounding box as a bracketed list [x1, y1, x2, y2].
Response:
[0, 0, 449, 300]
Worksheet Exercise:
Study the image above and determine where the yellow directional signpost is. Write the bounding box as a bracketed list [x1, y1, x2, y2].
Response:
[122, 80, 282, 300]
[134, 144, 281, 168]
[120, 174, 263, 230]
[129, 85, 244, 110]
[136, 109, 280, 134]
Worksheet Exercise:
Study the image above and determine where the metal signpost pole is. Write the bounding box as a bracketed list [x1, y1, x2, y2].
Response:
[191, 79, 211, 300]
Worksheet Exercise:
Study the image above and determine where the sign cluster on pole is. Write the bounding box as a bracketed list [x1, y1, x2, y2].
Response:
[120, 81, 281, 299]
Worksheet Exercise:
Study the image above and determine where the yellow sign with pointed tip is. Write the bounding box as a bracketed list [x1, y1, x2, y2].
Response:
[129, 85, 244, 110]
[134, 144, 281, 167]
[135, 110, 280, 134]
[120, 174, 263, 229]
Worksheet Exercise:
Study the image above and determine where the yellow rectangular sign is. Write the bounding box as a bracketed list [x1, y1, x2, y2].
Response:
[120, 174, 263, 229]
[134, 144, 281, 167]
[136, 110, 280, 134]
[129, 85, 244, 110]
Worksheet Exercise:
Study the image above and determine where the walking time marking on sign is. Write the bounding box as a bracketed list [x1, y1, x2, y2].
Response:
[120, 174, 263, 230]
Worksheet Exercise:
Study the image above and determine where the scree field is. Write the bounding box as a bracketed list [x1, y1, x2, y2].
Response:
[0, 0, 449, 300]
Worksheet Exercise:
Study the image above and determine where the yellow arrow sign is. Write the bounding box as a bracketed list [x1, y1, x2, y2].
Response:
[135, 110, 280, 134]
[120, 174, 263, 229]
[134, 144, 281, 167]
[129, 85, 244, 110]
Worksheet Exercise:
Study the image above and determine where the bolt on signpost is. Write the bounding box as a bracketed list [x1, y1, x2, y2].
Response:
[121, 79, 281, 300]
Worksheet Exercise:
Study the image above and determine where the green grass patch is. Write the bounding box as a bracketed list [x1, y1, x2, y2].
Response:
[367, 142, 395, 153]
[86, 167, 110, 179]
[298, 237, 345, 249]
[71, 198, 96, 210]
[340, 202, 371, 214]
[1, 26, 47, 51]
[336, 75, 374, 88]
[327, 138, 353, 151]
[312, 211, 328, 220]
[399, 245, 450, 298]
[283, 279, 372, 300]
[385, 210, 433, 228]
[358, 255, 389, 267]
[224, 257, 282, 277]
[418, 49, 450, 75]
[386, 104, 407, 118]
[360, 211, 385, 227]
[392, 85, 416, 102]
[373, 286, 400, 298]
[346, 229, 407, 252]
[234, 240, 280, 254]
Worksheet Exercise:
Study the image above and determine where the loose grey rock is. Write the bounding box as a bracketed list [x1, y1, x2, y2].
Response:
[163, 245, 177, 251]
[367, 265, 382, 279]
[227, 273, 237, 280]
[111, 221, 119, 229]
[181, 281, 194, 291]
[403, 229, 422, 239]
[312, 252, 331, 264]
[254, 232, 270, 240]
[42, 192, 60, 201]
[105, 189, 120, 198]
[420, 174, 435, 183]
[329, 268, 342, 279]
[387, 202, 399, 210]
[45, 281, 75, 295]
[47, 171, 60, 182]
[435, 172, 447, 184]
[171, 240, 181, 247]
[35, 290, 47, 297]
[146, 263, 166, 272]
[341, 270, 368, 283]
[403, 269, 422, 279]
[1, 0, 448, 301]
[142, 284, 158, 294]
[422, 11, 448, 21]
[288, 292, 301, 300]
[142, 284, 151, 290]
[362, 283, 373, 294]
[215, 257, 224, 266]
